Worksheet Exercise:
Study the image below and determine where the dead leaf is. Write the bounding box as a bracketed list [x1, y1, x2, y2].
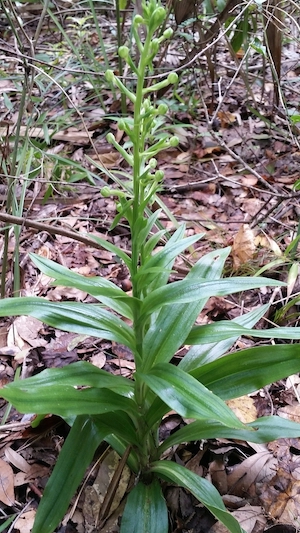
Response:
[226, 396, 257, 423]
[260, 467, 300, 525]
[232, 225, 256, 269]
[11, 316, 47, 348]
[13, 510, 36, 533]
[89, 151, 122, 168]
[0, 458, 15, 506]
[210, 505, 266, 533]
[5, 447, 30, 473]
[227, 450, 277, 498]
[83, 450, 130, 532]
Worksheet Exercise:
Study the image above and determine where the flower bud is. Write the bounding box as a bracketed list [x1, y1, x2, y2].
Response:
[134, 14, 144, 25]
[163, 28, 173, 39]
[149, 158, 157, 168]
[106, 132, 115, 143]
[150, 6, 166, 27]
[169, 136, 179, 147]
[154, 170, 164, 181]
[118, 45, 129, 59]
[167, 72, 178, 84]
[105, 69, 115, 82]
[157, 103, 168, 115]
[101, 186, 112, 197]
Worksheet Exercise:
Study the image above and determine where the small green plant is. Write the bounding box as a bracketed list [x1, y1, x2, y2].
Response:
[3, 2, 300, 532]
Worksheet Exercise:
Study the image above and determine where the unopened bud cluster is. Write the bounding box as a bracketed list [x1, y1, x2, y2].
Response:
[102, 0, 179, 211]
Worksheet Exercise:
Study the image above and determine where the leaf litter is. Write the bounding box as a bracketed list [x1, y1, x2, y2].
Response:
[1, 1, 300, 532]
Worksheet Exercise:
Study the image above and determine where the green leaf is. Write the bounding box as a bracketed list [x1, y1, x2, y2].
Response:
[1, 363, 136, 417]
[0, 298, 135, 349]
[86, 233, 132, 268]
[187, 321, 300, 344]
[151, 461, 244, 533]
[140, 276, 284, 319]
[142, 248, 231, 369]
[120, 479, 168, 533]
[136, 226, 203, 292]
[194, 344, 300, 399]
[134, 209, 162, 254]
[30, 254, 136, 319]
[3, 361, 133, 396]
[180, 304, 270, 371]
[159, 416, 300, 454]
[105, 434, 139, 473]
[140, 363, 245, 428]
[89, 412, 139, 446]
[32, 415, 108, 533]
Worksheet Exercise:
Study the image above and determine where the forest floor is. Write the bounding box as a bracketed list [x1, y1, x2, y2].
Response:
[1, 2, 300, 532]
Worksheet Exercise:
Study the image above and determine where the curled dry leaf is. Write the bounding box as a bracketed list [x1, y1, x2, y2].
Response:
[232, 224, 256, 269]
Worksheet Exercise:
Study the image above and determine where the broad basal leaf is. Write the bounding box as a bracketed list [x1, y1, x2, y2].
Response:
[0, 298, 135, 349]
[180, 304, 270, 371]
[2, 361, 133, 396]
[151, 461, 244, 533]
[140, 276, 284, 319]
[140, 364, 245, 429]
[159, 416, 300, 454]
[120, 479, 168, 533]
[142, 248, 231, 369]
[193, 344, 300, 399]
[30, 253, 136, 319]
[187, 321, 300, 344]
[1, 364, 136, 417]
[32, 415, 108, 533]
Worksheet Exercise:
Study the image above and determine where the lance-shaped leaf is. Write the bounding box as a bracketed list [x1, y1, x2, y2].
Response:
[140, 276, 284, 319]
[180, 303, 270, 371]
[135, 226, 203, 292]
[187, 321, 300, 344]
[30, 253, 137, 319]
[193, 344, 300, 399]
[120, 479, 168, 533]
[32, 415, 109, 533]
[142, 248, 231, 370]
[159, 416, 300, 454]
[1, 364, 136, 417]
[86, 232, 132, 268]
[140, 364, 245, 429]
[151, 461, 244, 533]
[0, 298, 135, 349]
[2, 362, 133, 397]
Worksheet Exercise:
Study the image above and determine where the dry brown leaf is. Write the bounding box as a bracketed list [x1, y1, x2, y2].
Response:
[226, 396, 257, 423]
[210, 505, 266, 533]
[227, 450, 277, 497]
[14, 510, 36, 533]
[232, 224, 256, 269]
[83, 450, 130, 532]
[5, 447, 30, 473]
[278, 404, 300, 424]
[90, 352, 106, 369]
[255, 234, 282, 256]
[0, 458, 15, 506]
[11, 316, 46, 348]
[89, 151, 122, 168]
[260, 467, 300, 525]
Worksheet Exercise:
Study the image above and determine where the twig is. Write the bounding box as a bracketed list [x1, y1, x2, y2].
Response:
[0, 212, 109, 252]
